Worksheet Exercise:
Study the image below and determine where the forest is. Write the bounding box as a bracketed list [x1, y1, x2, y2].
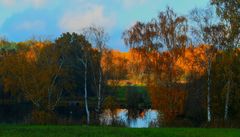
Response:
[0, 0, 240, 128]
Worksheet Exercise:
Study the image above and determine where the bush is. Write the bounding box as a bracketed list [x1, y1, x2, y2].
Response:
[103, 96, 118, 111]
[31, 110, 57, 124]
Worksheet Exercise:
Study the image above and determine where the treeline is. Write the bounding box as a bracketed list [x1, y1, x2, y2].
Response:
[0, 30, 139, 125]
[0, 0, 240, 127]
[0, 27, 120, 124]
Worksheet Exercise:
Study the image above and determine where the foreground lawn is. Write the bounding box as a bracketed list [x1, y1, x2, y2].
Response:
[0, 125, 240, 137]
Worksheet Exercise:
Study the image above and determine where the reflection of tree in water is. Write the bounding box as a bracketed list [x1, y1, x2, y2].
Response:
[128, 109, 140, 119]
[99, 109, 159, 127]
[127, 109, 160, 127]
[127, 109, 141, 125]
[126, 86, 150, 116]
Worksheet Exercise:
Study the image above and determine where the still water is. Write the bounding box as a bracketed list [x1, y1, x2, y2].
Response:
[100, 109, 160, 128]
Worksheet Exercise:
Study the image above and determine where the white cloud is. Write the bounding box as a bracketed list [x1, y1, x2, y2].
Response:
[59, 5, 116, 32]
[16, 20, 45, 30]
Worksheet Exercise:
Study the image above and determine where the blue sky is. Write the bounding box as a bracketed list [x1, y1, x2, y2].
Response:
[0, 0, 210, 51]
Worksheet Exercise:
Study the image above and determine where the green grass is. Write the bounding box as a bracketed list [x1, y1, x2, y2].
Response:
[0, 125, 240, 137]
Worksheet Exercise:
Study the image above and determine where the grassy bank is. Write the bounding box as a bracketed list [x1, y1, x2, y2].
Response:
[0, 125, 240, 137]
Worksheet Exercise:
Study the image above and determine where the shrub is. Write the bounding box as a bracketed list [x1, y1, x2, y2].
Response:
[31, 110, 57, 124]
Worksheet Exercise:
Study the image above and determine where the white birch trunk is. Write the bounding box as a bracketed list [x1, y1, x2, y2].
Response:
[84, 62, 90, 124]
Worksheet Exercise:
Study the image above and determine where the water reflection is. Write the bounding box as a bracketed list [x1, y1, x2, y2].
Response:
[100, 109, 159, 128]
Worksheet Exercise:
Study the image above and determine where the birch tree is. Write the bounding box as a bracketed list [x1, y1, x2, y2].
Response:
[83, 26, 109, 120]
[55, 32, 92, 124]
[212, 0, 240, 121]
[189, 6, 219, 123]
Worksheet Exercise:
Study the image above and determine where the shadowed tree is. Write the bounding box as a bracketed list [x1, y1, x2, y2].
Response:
[212, 0, 240, 121]
[55, 32, 92, 124]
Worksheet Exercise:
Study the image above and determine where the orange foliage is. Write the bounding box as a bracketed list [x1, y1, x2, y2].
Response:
[102, 45, 209, 84]
[0, 42, 63, 111]
[176, 45, 208, 77]
[26, 42, 45, 61]
[148, 84, 186, 122]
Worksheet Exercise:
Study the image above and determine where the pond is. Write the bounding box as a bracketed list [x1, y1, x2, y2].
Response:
[99, 109, 160, 128]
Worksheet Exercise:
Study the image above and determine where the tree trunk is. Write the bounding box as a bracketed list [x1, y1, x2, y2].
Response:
[207, 59, 212, 123]
[97, 70, 102, 113]
[48, 61, 64, 111]
[84, 63, 90, 125]
[224, 80, 230, 121]
[48, 91, 52, 110]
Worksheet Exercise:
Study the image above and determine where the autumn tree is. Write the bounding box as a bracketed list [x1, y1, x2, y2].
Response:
[123, 7, 188, 123]
[0, 40, 20, 101]
[178, 45, 209, 125]
[0, 41, 64, 123]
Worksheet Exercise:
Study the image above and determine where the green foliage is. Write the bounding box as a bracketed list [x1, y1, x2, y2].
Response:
[126, 86, 150, 109]
[0, 42, 18, 53]
[54, 32, 98, 97]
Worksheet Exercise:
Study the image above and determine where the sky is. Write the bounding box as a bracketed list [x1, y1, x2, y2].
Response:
[0, 0, 210, 51]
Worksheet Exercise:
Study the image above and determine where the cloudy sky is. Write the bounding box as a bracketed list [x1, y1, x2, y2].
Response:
[0, 0, 209, 51]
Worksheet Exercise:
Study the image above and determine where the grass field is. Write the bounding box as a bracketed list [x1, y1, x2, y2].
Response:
[0, 125, 240, 137]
